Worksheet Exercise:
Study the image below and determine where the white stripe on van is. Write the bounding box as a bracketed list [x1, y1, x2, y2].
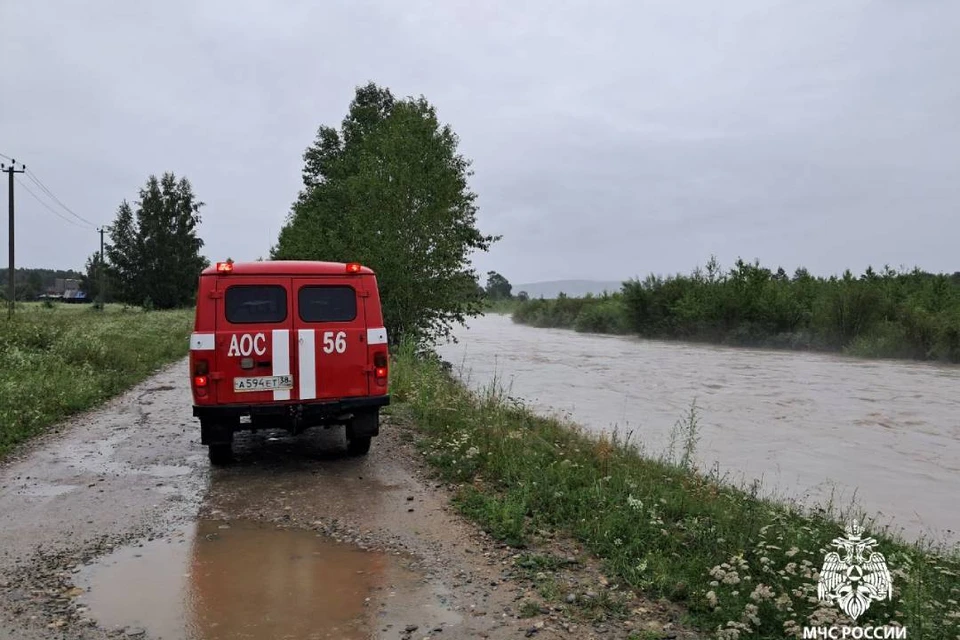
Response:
[367, 327, 388, 345]
[190, 332, 215, 350]
[272, 329, 291, 401]
[298, 329, 316, 400]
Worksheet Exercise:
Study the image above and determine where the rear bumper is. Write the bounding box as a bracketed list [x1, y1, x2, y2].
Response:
[193, 394, 390, 421]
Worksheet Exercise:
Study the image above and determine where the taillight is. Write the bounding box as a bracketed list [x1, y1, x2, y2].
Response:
[193, 360, 210, 396]
[374, 352, 388, 381]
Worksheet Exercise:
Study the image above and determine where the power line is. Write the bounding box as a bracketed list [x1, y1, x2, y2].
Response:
[15, 176, 95, 230]
[23, 168, 98, 227]
[0, 152, 12, 161]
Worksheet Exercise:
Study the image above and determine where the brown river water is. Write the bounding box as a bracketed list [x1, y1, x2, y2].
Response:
[435, 313, 960, 549]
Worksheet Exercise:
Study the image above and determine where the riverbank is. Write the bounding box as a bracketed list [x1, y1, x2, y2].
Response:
[0, 303, 193, 457]
[508, 260, 960, 364]
[391, 338, 960, 638]
[511, 291, 960, 364]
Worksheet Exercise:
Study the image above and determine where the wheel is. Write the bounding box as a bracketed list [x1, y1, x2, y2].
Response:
[208, 443, 233, 466]
[346, 436, 371, 457]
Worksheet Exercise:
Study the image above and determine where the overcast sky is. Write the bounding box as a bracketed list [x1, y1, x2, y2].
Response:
[3, 1, 958, 285]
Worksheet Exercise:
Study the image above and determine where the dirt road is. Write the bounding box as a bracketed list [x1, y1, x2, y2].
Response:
[0, 359, 694, 640]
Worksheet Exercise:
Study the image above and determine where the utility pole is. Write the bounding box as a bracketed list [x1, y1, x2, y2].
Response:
[97, 226, 109, 310]
[3, 160, 26, 319]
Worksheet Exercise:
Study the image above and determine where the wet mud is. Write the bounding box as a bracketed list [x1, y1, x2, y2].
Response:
[1, 359, 690, 640]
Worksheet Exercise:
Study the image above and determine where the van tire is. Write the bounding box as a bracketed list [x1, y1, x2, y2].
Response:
[346, 436, 371, 456]
[208, 443, 233, 466]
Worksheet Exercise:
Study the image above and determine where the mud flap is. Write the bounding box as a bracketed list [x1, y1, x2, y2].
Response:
[201, 420, 234, 446]
[346, 408, 380, 439]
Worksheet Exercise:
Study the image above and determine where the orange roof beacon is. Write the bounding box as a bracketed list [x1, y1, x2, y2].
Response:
[189, 260, 390, 465]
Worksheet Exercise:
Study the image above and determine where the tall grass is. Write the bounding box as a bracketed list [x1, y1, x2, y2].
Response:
[511, 258, 960, 363]
[389, 340, 960, 638]
[0, 303, 193, 456]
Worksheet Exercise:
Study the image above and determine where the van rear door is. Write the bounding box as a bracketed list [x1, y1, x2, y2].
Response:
[292, 278, 368, 400]
[215, 277, 295, 405]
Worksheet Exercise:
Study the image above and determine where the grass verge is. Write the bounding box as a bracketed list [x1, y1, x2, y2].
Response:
[0, 303, 193, 457]
[388, 339, 960, 639]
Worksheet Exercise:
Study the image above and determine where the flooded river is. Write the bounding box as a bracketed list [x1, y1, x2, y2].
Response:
[435, 313, 960, 549]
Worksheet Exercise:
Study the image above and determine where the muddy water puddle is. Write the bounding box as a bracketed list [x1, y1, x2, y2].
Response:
[76, 519, 439, 639]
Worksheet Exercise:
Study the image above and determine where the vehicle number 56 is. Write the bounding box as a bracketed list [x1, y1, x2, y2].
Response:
[322, 330, 347, 354]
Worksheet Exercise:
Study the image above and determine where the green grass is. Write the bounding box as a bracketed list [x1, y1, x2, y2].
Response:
[388, 339, 960, 639]
[0, 302, 193, 457]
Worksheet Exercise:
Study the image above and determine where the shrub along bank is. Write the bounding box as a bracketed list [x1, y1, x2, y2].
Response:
[511, 258, 960, 362]
[389, 339, 959, 639]
[0, 303, 193, 456]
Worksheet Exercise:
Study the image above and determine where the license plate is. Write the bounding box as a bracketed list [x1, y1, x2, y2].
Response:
[233, 375, 293, 393]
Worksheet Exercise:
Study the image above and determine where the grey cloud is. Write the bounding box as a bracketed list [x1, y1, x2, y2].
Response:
[2, 0, 957, 286]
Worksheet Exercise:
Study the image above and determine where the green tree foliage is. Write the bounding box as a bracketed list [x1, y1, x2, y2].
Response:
[271, 82, 498, 345]
[81, 252, 115, 305]
[0, 268, 85, 301]
[484, 271, 513, 300]
[512, 256, 960, 362]
[105, 173, 209, 309]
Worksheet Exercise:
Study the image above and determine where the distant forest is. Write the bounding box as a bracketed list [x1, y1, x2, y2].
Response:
[0, 267, 85, 301]
[512, 258, 960, 363]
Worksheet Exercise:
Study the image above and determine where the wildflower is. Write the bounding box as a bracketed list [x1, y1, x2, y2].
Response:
[783, 620, 802, 638]
[785, 546, 800, 557]
[706, 590, 719, 607]
[613, 537, 623, 546]
[750, 584, 775, 602]
[465, 446, 480, 458]
[722, 572, 741, 585]
[627, 495, 643, 511]
[775, 593, 792, 612]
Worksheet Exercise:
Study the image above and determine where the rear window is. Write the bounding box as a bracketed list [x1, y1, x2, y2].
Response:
[224, 285, 287, 324]
[298, 285, 357, 323]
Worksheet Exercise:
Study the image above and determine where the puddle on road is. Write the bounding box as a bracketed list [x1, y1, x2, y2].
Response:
[76, 519, 426, 640]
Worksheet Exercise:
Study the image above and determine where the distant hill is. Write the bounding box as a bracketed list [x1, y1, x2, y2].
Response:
[513, 279, 626, 299]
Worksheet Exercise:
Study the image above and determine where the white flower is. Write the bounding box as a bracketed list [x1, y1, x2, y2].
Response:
[722, 572, 741, 585]
[750, 584, 775, 602]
